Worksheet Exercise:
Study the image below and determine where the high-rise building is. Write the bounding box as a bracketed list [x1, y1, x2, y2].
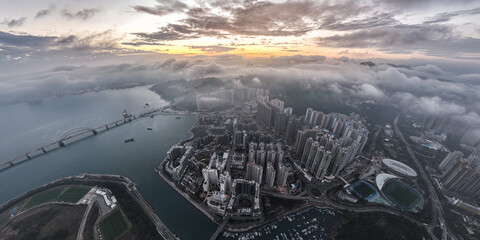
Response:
[256, 149, 266, 167]
[293, 129, 317, 154]
[220, 172, 232, 194]
[309, 146, 325, 173]
[202, 168, 219, 185]
[257, 97, 284, 128]
[276, 165, 289, 188]
[251, 163, 263, 185]
[440, 155, 480, 200]
[248, 148, 256, 163]
[265, 162, 276, 187]
[439, 151, 464, 172]
[301, 137, 314, 164]
[267, 149, 277, 164]
[305, 141, 319, 169]
[331, 147, 349, 176]
[305, 108, 314, 122]
[315, 151, 332, 179]
[274, 113, 288, 134]
[285, 117, 301, 144]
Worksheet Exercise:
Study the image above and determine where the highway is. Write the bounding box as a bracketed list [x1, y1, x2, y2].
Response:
[394, 116, 451, 240]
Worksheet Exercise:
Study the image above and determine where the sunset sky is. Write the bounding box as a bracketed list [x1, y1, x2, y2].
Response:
[1, 0, 479, 69]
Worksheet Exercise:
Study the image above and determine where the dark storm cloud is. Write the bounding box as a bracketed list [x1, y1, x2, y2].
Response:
[132, 0, 379, 40]
[2, 17, 26, 28]
[133, 0, 188, 16]
[424, 7, 480, 24]
[61, 8, 100, 20]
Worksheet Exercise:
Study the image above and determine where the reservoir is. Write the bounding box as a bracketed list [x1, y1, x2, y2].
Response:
[0, 85, 217, 240]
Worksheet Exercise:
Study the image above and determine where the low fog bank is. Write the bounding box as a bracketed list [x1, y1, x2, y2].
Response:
[1, 57, 479, 142]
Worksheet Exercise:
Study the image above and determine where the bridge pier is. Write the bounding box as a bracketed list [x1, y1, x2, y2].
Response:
[25, 154, 31, 159]
[59, 141, 65, 147]
[105, 125, 109, 130]
[41, 148, 47, 153]
[91, 129, 97, 135]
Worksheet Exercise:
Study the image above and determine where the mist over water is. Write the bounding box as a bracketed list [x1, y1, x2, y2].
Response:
[0, 85, 166, 162]
[0, 86, 217, 240]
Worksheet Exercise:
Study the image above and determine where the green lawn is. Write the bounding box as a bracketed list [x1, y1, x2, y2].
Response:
[24, 185, 91, 209]
[98, 209, 130, 240]
[56, 186, 90, 203]
[24, 187, 65, 209]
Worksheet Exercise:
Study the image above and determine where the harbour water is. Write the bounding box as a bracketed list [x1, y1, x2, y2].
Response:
[220, 207, 341, 240]
[0, 85, 217, 240]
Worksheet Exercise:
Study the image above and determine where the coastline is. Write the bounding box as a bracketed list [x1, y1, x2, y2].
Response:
[154, 113, 340, 236]
[0, 173, 179, 240]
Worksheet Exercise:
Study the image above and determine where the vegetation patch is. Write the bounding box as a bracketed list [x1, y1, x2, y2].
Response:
[56, 186, 90, 203]
[24, 187, 65, 209]
[24, 186, 90, 209]
[98, 209, 130, 240]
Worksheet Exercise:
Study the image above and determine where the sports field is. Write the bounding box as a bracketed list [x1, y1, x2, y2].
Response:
[383, 180, 421, 209]
[354, 182, 375, 198]
[98, 209, 130, 240]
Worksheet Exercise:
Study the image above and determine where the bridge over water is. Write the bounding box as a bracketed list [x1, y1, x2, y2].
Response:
[0, 105, 191, 172]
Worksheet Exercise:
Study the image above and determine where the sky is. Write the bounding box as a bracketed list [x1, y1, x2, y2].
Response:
[1, 0, 480, 141]
[0, 0, 479, 66]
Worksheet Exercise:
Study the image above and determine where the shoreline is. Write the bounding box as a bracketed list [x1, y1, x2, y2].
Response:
[156, 161, 221, 224]
[155, 113, 341, 236]
[0, 173, 179, 240]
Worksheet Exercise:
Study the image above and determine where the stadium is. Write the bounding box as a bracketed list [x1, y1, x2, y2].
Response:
[376, 173, 423, 211]
[382, 158, 417, 178]
[348, 180, 379, 202]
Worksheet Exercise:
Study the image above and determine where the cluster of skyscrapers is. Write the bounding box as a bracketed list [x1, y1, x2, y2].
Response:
[291, 109, 368, 180]
[439, 151, 480, 200]
[246, 141, 289, 188]
[253, 97, 368, 181]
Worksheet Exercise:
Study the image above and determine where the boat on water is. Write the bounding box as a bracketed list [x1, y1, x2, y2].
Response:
[124, 137, 135, 143]
[175, 116, 181, 119]
[122, 110, 132, 118]
[147, 128, 153, 130]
